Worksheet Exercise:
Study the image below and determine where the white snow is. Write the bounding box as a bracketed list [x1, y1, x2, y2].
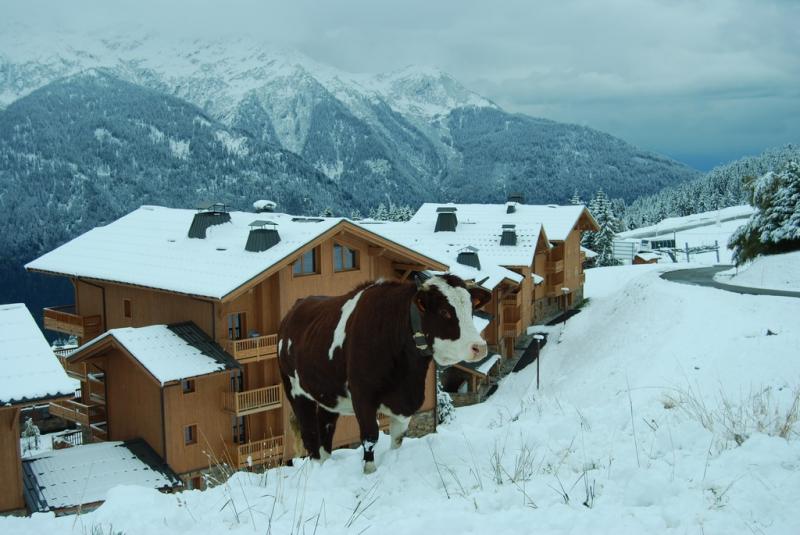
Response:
[27, 207, 447, 300]
[71, 324, 231, 385]
[23, 441, 176, 511]
[4, 265, 798, 533]
[715, 250, 800, 291]
[213, 130, 249, 157]
[169, 138, 190, 160]
[619, 205, 755, 240]
[0, 304, 76, 405]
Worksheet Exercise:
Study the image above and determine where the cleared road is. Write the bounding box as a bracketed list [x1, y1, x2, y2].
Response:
[660, 265, 800, 298]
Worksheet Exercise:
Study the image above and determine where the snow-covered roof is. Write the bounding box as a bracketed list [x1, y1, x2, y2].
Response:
[618, 205, 754, 240]
[24, 440, 179, 512]
[411, 203, 592, 242]
[26, 206, 446, 300]
[581, 246, 598, 259]
[456, 353, 501, 377]
[359, 218, 543, 290]
[0, 303, 76, 405]
[634, 252, 662, 262]
[70, 323, 238, 385]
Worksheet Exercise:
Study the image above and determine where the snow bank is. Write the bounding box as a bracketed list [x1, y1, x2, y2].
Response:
[3, 266, 799, 534]
[715, 250, 800, 291]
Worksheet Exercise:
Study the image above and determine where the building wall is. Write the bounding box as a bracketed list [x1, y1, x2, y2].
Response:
[163, 372, 232, 475]
[103, 349, 164, 458]
[0, 406, 24, 513]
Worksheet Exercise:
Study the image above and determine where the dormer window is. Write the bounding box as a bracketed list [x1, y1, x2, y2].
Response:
[293, 248, 318, 276]
[333, 244, 358, 272]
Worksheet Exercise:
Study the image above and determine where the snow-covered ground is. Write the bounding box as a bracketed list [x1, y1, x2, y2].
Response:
[715, 251, 800, 292]
[3, 265, 800, 534]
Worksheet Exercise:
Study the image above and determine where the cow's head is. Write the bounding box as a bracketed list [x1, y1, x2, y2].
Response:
[414, 274, 492, 366]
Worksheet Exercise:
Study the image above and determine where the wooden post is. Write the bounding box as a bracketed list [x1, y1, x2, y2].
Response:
[685, 242, 690, 263]
[715, 240, 720, 263]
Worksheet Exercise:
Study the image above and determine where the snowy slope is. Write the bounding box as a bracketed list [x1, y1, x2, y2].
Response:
[3, 265, 799, 533]
[715, 250, 800, 291]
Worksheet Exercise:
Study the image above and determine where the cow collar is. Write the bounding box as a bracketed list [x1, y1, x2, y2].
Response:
[409, 301, 433, 358]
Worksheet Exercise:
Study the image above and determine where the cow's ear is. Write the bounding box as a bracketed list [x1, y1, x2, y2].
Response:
[468, 286, 492, 310]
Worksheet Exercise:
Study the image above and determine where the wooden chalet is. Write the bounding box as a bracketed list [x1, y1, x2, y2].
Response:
[0, 304, 75, 513]
[26, 205, 448, 487]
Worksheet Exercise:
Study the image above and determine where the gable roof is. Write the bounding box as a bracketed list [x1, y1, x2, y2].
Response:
[0, 303, 76, 406]
[68, 322, 239, 385]
[411, 203, 598, 242]
[26, 206, 448, 300]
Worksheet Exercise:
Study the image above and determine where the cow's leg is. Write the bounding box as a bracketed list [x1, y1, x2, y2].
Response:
[353, 399, 380, 474]
[288, 395, 322, 459]
[316, 407, 339, 461]
[389, 414, 411, 450]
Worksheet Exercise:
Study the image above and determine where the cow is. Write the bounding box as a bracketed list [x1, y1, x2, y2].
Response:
[277, 273, 492, 473]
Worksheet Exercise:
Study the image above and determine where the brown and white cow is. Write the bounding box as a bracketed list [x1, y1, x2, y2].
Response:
[278, 274, 491, 473]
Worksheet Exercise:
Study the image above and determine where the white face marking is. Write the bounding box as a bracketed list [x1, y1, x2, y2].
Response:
[328, 289, 366, 360]
[425, 278, 488, 366]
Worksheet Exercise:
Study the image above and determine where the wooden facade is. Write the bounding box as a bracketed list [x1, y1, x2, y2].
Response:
[39, 221, 445, 480]
[0, 406, 24, 513]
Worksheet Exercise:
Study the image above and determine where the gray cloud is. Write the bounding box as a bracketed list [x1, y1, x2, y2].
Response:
[3, 0, 798, 169]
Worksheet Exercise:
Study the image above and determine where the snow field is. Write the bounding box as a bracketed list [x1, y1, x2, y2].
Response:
[3, 265, 800, 534]
[715, 250, 800, 291]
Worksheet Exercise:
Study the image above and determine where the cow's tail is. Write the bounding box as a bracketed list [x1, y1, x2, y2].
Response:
[288, 411, 306, 457]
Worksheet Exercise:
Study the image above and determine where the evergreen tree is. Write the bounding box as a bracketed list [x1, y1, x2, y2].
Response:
[585, 189, 621, 267]
[319, 207, 334, 217]
[570, 190, 583, 206]
[729, 160, 800, 264]
[436, 369, 455, 424]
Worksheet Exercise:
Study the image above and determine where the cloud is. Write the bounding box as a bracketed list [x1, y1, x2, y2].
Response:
[3, 0, 798, 168]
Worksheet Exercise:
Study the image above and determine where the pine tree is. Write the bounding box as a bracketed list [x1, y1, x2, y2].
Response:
[570, 190, 583, 205]
[729, 160, 800, 264]
[436, 370, 456, 424]
[585, 189, 621, 267]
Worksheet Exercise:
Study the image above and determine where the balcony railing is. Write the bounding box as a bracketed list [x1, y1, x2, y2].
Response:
[502, 318, 523, 338]
[223, 385, 282, 416]
[226, 334, 279, 362]
[43, 306, 102, 340]
[49, 399, 98, 427]
[546, 259, 565, 273]
[236, 435, 284, 469]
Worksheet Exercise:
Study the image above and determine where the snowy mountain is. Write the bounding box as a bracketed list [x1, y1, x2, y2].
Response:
[0, 29, 698, 206]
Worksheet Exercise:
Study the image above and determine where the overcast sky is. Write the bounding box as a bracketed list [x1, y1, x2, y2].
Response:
[5, 0, 799, 170]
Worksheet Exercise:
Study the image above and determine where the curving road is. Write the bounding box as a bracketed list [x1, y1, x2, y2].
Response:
[660, 265, 800, 298]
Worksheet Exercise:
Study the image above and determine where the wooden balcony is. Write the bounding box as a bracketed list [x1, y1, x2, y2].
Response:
[43, 306, 102, 340]
[49, 399, 99, 427]
[502, 318, 523, 338]
[546, 259, 565, 273]
[226, 334, 279, 362]
[502, 291, 523, 307]
[236, 435, 284, 469]
[223, 385, 282, 416]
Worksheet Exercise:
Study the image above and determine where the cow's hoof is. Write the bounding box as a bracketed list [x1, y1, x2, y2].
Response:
[363, 461, 377, 474]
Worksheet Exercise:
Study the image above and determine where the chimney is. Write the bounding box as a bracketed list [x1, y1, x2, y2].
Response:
[500, 224, 517, 246]
[434, 206, 458, 232]
[188, 202, 231, 239]
[456, 246, 481, 270]
[245, 220, 281, 252]
[253, 199, 277, 213]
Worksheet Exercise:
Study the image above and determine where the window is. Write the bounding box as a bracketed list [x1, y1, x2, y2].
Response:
[123, 299, 132, 319]
[182, 379, 195, 394]
[232, 415, 246, 444]
[333, 243, 358, 272]
[292, 248, 318, 275]
[184, 424, 197, 446]
[227, 313, 246, 340]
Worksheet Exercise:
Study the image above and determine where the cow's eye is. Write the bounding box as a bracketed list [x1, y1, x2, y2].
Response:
[439, 309, 452, 319]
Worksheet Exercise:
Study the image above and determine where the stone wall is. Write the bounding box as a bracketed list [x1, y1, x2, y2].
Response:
[406, 409, 436, 438]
